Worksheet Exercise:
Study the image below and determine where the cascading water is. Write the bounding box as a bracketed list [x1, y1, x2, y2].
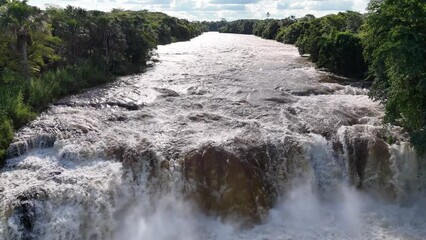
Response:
[1, 32, 425, 240]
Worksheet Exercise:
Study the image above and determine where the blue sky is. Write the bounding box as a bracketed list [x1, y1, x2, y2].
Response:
[28, 0, 370, 21]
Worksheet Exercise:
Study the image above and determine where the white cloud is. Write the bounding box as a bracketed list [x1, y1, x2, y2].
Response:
[28, 0, 370, 20]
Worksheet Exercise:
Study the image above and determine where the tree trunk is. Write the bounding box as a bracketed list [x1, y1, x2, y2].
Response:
[17, 33, 30, 79]
[105, 37, 109, 68]
[22, 42, 30, 79]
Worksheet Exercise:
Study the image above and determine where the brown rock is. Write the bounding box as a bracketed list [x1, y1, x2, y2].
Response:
[341, 126, 397, 201]
[182, 144, 273, 226]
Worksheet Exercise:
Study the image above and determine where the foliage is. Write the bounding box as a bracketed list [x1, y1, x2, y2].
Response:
[0, 113, 13, 161]
[278, 20, 311, 44]
[294, 12, 365, 64]
[0, 85, 35, 128]
[218, 20, 255, 34]
[202, 20, 227, 32]
[362, 0, 426, 154]
[0, 0, 57, 79]
[218, 17, 296, 40]
[317, 32, 366, 78]
[260, 20, 280, 39]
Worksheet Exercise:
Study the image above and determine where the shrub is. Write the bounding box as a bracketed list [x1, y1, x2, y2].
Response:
[317, 32, 367, 78]
[0, 114, 14, 161]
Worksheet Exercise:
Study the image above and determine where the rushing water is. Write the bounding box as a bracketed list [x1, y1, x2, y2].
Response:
[1, 32, 426, 240]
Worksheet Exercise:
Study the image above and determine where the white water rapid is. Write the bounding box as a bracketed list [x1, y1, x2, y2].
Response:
[1, 32, 426, 240]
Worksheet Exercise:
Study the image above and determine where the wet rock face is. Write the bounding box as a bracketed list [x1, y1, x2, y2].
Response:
[104, 139, 160, 181]
[7, 134, 56, 159]
[346, 137, 369, 188]
[183, 144, 274, 226]
[367, 139, 396, 200]
[342, 126, 397, 200]
[6, 188, 48, 240]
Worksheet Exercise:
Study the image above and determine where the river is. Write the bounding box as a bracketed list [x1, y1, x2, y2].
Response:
[1, 32, 426, 240]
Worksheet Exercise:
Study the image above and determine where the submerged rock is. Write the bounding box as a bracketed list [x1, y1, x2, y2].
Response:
[339, 125, 416, 202]
[182, 143, 274, 226]
[153, 87, 180, 97]
[7, 134, 56, 158]
[5, 188, 48, 240]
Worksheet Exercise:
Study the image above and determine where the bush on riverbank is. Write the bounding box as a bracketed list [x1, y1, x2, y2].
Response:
[0, 115, 13, 160]
[28, 62, 111, 111]
[316, 32, 366, 78]
[0, 0, 204, 164]
[219, 19, 255, 34]
[362, 0, 426, 155]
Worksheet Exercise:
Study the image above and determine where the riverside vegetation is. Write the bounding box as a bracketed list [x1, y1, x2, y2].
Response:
[216, 0, 426, 155]
[0, 0, 204, 161]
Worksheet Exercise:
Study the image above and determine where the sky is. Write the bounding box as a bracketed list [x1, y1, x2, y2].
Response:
[28, 0, 370, 21]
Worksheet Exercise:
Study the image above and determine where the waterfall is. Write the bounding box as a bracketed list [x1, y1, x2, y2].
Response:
[1, 32, 425, 240]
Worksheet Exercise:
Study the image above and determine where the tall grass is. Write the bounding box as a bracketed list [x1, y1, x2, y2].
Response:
[0, 61, 112, 164]
[0, 113, 14, 160]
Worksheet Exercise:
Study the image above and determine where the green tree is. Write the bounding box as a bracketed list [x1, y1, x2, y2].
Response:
[261, 20, 280, 39]
[318, 32, 366, 78]
[279, 21, 311, 44]
[363, 0, 426, 153]
[47, 6, 89, 64]
[0, 0, 49, 79]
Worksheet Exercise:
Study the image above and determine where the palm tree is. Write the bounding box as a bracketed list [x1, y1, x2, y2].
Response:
[0, 0, 47, 79]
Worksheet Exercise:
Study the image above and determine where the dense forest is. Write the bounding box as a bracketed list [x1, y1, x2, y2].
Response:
[217, 0, 426, 155]
[0, 0, 205, 161]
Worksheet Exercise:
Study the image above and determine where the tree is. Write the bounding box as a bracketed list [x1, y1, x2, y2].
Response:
[343, 11, 364, 33]
[279, 21, 311, 44]
[47, 6, 89, 64]
[317, 32, 366, 78]
[363, 0, 426, 153]
[0, 0, 49, 79]
[261, 20, 280, 39]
